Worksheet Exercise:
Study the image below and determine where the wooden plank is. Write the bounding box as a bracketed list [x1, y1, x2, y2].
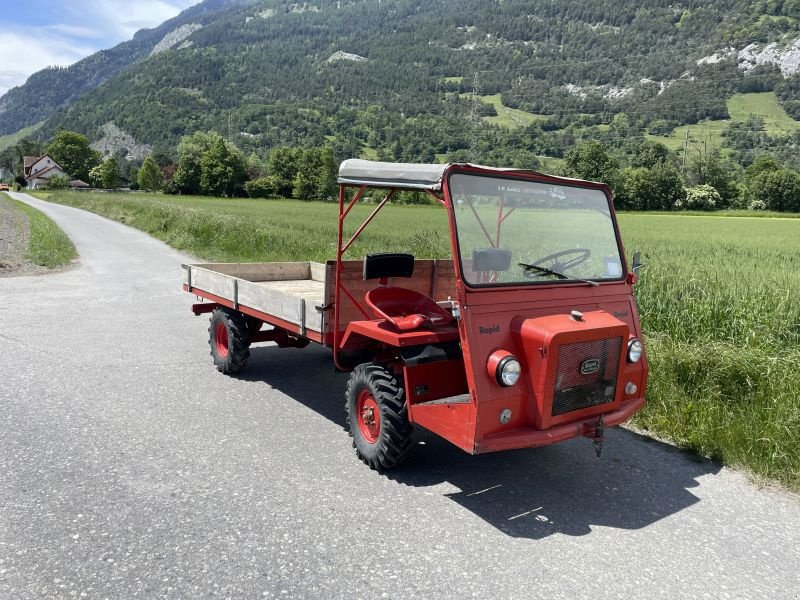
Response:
[190, 267, 236, 299]
[238, 280, 303, 327]
[192, 262, 311, 282]
[310, 262, 327, 282]
[256, 279, 325, 303]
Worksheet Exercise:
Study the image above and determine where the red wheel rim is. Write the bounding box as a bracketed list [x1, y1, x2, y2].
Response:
[214, 322, 229, 358]
[356, 389, 381, 444]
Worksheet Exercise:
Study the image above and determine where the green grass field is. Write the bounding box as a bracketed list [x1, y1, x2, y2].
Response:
[0, 122, 44, 152]
[647, 92, 800, 153]
[31, 190, 800, 489]
[727, 92, 800, 135]
[479, 94, 550, 128]
[5, 195, 77, 268]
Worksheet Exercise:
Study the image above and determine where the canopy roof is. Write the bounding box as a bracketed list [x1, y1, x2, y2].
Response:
[337, 159, 534, 191]
[338, 160, 449, 190]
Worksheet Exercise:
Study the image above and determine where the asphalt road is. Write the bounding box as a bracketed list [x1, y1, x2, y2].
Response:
[1, 192, 799, 600]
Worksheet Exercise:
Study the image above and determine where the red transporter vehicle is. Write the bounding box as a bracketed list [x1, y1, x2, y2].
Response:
[183, 160, 648, 470]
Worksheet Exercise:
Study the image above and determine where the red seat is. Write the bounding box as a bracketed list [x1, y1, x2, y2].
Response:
[365, 286, 455, 332]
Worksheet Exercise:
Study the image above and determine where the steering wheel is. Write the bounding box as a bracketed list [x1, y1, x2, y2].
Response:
[523, 248, 591, 279]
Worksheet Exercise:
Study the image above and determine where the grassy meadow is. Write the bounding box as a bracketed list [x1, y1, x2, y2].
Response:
[31, 190, 800, 489]
[647, 92, 800, 154]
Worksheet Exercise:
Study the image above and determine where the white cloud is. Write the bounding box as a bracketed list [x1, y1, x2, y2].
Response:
[64, 0, 200, 39]
[0, 1, 200, 96]
[0, 31, 94, 96]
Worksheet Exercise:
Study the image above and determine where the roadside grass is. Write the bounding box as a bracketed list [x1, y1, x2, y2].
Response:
[33, 190, 800, 489]
[8, 195, 77, 268]
[623, 215, 800, 488]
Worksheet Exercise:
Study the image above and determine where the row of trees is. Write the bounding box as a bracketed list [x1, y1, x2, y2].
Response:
[160, 131, 338, 199]
[6, 126, 800, 212]
[565, 140, 800, 212]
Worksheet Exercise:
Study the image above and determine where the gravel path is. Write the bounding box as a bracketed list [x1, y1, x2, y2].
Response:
[2, 192, 799, 600]
[0, 192, 72, 277]
[0, 193, 31, 275]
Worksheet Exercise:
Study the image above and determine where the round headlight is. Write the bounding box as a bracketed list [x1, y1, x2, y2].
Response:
[627, 338, 643, 363]
[498, 356, 521, 387]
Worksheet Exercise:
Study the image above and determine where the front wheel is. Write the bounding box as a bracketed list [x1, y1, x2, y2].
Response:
[208, 308, 251, 374]
[345, 363, 413, 470]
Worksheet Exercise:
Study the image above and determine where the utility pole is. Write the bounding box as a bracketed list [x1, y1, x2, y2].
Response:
[469, 71, 481, 163]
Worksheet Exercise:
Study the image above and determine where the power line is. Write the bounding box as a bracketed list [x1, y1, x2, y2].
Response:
[464, 35, 792, 77]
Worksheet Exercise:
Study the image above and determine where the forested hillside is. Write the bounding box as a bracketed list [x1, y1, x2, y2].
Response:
[0, 0, 251, 136]
[6, 0, 800, 167]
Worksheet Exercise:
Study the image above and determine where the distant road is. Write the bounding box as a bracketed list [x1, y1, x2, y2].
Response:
[1, 191, 799, 599]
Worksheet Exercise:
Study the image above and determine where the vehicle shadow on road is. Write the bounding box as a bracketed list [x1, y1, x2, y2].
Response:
[243, 344, 721, 540]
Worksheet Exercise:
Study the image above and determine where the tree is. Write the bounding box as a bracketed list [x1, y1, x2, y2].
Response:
[565, 142, 620, 190]
[268, 146, 302, 197]
[101, 157, 120, 189]
[173, 131, 219, 195]
[90, 158, 120, 188]
[618, 162, 685, 210]
[137, 155, 164, 191]
[630, 140, 671, 169]
[199, 137, 246, 197]
[172, 132, 245, 197]
[292, 147, 338, 200]
[752, 169, 800, 212]
[687, 148, 739, 207]
[46, 130, 100, 181]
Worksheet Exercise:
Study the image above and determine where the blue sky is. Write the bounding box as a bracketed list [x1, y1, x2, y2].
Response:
[0, 0, 200, 96]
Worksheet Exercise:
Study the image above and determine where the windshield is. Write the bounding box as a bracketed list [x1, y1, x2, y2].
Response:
[449, 173, 624, 287]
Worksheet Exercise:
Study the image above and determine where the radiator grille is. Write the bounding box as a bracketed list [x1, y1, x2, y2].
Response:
[551, 337, 622, 416]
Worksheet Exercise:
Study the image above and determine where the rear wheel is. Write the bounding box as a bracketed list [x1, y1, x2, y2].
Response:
[345, 363, 413, 470]
[208, 308, 251, 374]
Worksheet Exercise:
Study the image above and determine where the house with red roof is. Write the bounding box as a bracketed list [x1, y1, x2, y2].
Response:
[23, 155, 70, 189]
[23, 155, 90, 189]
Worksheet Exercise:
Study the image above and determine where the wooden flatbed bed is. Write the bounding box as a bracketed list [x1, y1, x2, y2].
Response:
[182, 259, 457, 346]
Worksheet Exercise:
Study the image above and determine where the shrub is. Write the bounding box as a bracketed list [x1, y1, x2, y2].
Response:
[45, 174, 70, 190]
[749, 199, 768, 211]
[244, 177, 276, 198]
[676, 184, 721, 211]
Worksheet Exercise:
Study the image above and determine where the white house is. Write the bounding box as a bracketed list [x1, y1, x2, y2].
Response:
[24, 155, 68, 189]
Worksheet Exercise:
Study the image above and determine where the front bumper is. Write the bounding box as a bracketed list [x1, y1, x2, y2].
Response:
[473, 396, 646, 454]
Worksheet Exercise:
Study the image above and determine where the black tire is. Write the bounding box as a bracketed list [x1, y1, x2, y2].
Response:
[208, 308, 251, 374]
[345, 363, 413, 470]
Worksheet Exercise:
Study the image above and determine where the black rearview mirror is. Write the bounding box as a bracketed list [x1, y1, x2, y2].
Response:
[632, 250, 646, 273]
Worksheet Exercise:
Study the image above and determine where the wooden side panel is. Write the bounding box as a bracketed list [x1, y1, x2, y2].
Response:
[237, 280, 323, 332]
[191, 262, 311, 282]
[185, 264, 324, 333]
[190, 267, 237, 299]
[310, 262, 327, 282]
[323, 259, 457, 337]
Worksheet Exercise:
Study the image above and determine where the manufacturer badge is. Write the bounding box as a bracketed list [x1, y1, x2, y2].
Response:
[581, 359, 601, 375]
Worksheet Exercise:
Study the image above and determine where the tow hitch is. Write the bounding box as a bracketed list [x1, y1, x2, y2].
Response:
[583, 414, 605, 458]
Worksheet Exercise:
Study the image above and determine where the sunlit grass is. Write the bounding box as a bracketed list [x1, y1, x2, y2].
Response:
[7, 195, 76, 268]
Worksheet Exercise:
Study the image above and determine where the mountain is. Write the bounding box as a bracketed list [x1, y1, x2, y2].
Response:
[5, 0, 800, 166]
[0, 0, 253, 136]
